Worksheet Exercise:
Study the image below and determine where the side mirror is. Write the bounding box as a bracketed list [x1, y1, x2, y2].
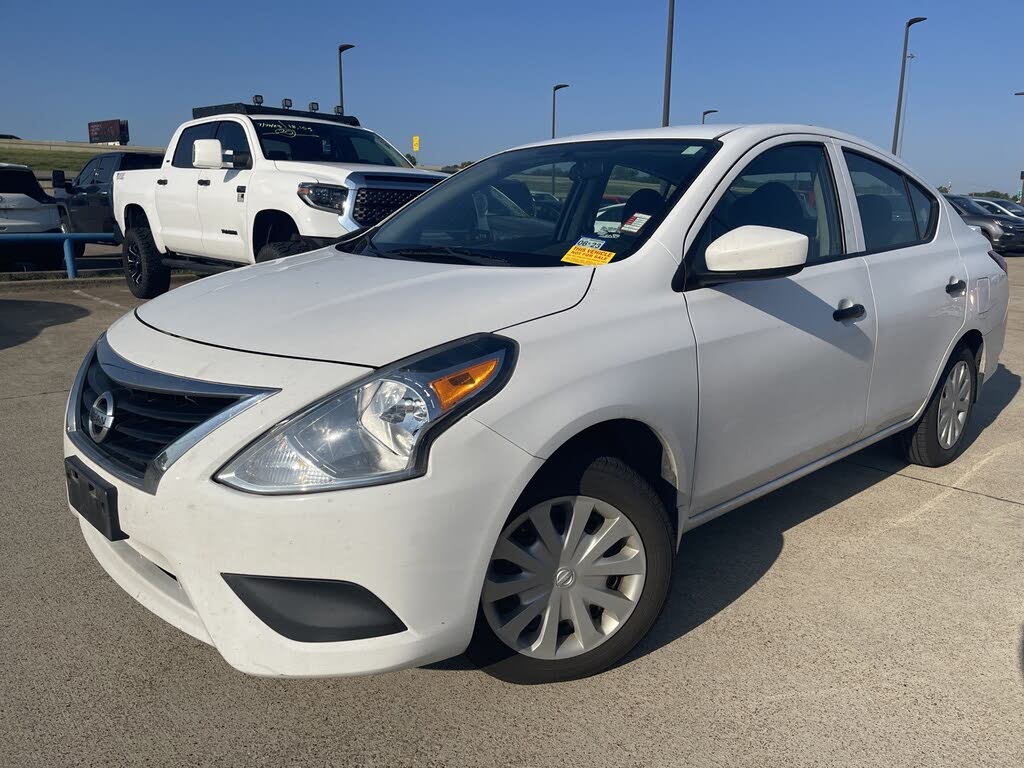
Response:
[51, 169, 67, 190]
[192, 139, 225, 169]
[704, 225, 808, 280]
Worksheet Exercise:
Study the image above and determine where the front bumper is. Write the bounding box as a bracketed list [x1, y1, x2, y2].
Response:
[64, 318, 541, 677]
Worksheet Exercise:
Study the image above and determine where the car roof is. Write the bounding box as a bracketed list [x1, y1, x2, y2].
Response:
[508, 123, 888, 154]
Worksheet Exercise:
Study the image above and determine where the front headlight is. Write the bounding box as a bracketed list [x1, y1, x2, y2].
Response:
[297, 182, 348, 213]
[217, 334, 516, 494]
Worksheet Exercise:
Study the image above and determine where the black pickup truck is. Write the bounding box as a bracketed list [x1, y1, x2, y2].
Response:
[52, 151, 162, 255]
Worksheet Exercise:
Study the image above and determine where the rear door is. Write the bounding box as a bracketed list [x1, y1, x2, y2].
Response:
[836, 146, 967, 433]
[197, 120, 253, 263]
[155, 123, 214, 255]
[684, 137, 877, 514]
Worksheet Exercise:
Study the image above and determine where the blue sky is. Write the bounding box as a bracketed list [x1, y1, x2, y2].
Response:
[3, 0, 1022, 192]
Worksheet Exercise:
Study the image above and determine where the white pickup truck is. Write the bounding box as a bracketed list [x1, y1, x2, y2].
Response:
[113, 103, 445, 297]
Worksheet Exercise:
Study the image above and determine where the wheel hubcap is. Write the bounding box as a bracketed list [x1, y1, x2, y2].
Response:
[937, 360, 971, 449]
[482, 495, 647, 660]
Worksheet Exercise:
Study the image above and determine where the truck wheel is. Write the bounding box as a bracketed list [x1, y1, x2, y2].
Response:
[255, 239, 316, 263]
[122, 227, 170, 299]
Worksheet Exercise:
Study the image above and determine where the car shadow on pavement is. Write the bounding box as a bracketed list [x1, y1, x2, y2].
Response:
[0, 298, 89, 352]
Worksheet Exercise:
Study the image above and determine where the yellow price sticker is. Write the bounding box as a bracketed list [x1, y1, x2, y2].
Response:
[412, 135, 420, 152]
[562, 237, 616, 266]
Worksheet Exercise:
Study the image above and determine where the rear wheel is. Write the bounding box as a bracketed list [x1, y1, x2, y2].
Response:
[900, 344, 976, 466]
[122, 227, 170, 298]
[469, 456, 674, 684]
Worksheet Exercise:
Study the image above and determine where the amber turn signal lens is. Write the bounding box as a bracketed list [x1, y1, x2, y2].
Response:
[430, 358, 500, 412]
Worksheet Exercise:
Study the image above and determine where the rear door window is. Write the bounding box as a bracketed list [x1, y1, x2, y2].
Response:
[171, 123, 217, 168]
[844, 150, 922, 252]
[907, 180, 938, 241]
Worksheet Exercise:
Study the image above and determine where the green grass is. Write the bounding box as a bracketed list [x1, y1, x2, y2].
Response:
[0, 147, 107, 174]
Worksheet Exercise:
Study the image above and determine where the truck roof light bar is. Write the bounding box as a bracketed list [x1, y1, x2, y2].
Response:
[191, 103, 360, 127]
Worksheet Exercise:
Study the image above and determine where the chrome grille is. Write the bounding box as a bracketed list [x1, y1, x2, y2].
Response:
[79, 355, 238, 477]
[68, 335, 274, 493]
[351, 187, 426, 226]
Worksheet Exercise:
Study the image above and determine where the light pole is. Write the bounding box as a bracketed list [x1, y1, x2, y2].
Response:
[701, 109, 718, 124]
[662, 0, 675, 127]
[337, 43, 355, 115]
[892, 17, 926, 154]
[896, 53, 916, 156]
[551, 83, 569, 196]
[1016, 94, 1024, 201]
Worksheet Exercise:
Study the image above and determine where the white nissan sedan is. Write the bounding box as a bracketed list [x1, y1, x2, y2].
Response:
[65, 125, 1009, 684]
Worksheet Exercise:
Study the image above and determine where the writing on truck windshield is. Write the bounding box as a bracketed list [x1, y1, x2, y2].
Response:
[252, 120, 409, 167]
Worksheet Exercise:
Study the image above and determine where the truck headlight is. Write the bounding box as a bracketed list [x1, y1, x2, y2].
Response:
[297, 183, 348, 213]
[217, 334, 517, 494]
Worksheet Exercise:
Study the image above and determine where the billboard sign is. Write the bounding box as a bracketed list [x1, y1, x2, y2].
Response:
[88, 120, 129, 145]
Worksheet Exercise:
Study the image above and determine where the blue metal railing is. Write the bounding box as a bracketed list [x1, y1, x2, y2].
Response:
[0, 232, 117, 279]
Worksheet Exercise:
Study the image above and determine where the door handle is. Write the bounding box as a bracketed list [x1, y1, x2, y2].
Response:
[156, 179, 168, 186]
[197, 179, 211, 187]
[833, 302, 866, 322]
[945, 279, 967, 295]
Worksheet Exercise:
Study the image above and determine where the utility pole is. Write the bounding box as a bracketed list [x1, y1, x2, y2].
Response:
[662, 0, 675, 127]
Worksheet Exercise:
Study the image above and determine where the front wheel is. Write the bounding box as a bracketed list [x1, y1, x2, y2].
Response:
[469, 457, 674, 684]
[255, 239, 316, 263]
[900, 344, 977, 466]
[122, 227, 170, 299]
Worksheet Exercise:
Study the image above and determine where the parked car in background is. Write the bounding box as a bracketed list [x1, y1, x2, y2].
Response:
[113, 102, 446, 297]
[65, 124, 1008, 685]
[970, 197, 1024, 220]
[944, 194, 1024, 253]
[0, 162, 63, 268]
[52, 151, 164, 258]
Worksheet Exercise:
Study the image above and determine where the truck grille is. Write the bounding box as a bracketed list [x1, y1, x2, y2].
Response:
[69, 336, 273, 492]
[351, 188, 426, 226]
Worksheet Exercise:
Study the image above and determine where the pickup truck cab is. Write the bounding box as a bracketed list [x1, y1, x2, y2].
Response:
[113, 102, 445, 297]
[52, 151, 164, 258]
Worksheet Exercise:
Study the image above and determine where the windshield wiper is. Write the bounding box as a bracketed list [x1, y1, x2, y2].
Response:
[374, 245, 511, 266]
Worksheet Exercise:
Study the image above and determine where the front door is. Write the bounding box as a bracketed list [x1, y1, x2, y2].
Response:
[684, 139, 876, 514]
[155, 123, 215, 255]
[198, 120, 253, 263]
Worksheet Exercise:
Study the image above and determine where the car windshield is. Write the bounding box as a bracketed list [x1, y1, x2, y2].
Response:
[0, 168, 50, 202]
[950, 196, 988, 216]
[354, 139, 719, 267]
[251, 119, 410, 167]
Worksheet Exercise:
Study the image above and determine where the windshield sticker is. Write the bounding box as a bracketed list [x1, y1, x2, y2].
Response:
[562, 237, 616, 266]
[619, 212, 651, 234]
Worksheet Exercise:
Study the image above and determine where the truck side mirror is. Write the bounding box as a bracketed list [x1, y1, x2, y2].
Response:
[192, 139, 225, 169]
[52, 169, 67, 190]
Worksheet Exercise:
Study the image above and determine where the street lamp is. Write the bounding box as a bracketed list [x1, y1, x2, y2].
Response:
[891, 16, 926, 154]
[337, 43, 355, 115]
[701, 109, 718, 124]
[662, 0, 675, 127]
[551, 83, 570, 139]
[551, 83, 569, 196]
[896, 53, 916, 156]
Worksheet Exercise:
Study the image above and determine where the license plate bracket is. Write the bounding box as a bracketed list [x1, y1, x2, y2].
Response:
[65, 456, 127, 541]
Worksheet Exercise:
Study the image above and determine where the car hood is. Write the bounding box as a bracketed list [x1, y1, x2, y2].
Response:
[136, 248, 591, 366]
[271, 161, 446, 183]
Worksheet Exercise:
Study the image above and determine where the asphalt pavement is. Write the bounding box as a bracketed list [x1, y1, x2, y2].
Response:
[1, 265, 1022, 767]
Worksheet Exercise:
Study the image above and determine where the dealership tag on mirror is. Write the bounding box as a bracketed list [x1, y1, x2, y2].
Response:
[562, 237, 616, 266]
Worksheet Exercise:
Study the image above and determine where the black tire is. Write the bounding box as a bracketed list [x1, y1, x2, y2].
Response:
[31, 243, 71, 271]
[255, 239, 315, 263]
[900, 344, 977, 467]
[122, 227, 170, 299]
[59, 212, 86, 260]
[468, 456, 674, 684]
